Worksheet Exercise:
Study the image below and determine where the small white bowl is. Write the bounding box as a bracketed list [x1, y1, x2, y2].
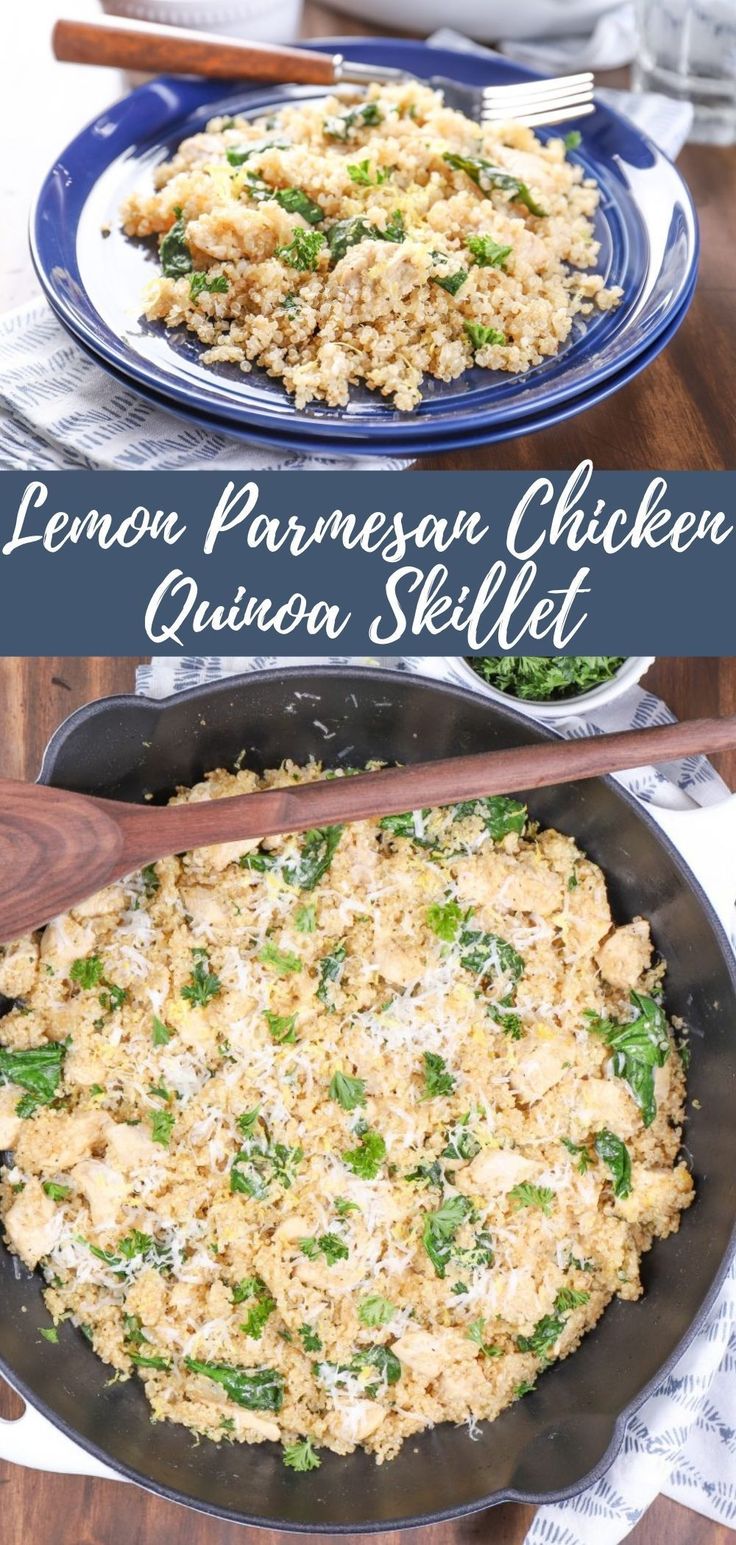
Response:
[99, 0, 303, 42]
[452, 656, 656, 721]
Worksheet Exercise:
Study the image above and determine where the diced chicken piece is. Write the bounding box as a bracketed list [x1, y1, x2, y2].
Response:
[510, 1040, 572, 1105]
[198, 838, 260, 873]
[40, 916, 96, 975]
[72, 885, 127, 920]
[71, 1158, 127, 1228]
[596, 919, 652, 991]
[372, 927, 424, 989]
[0, 1085, 23, 1150]
[187, 201, 300, 264]
[103, 1119, 160, 1172]
[562, 863, 612, 955]
[614, 1162, 694, 1227]
[186, 1373, 281, 1439]
[274, 1214, 311, 1244]
[574, 1076, 639, 1140]
[3, 1179, 60, 1268]
[335, 1398, 387, 1444]
[455, 1147, 539, 1198]
[392, 1328, 475, 1382]
[14, 1109, 107, 1172]
[63, 1045, 108, 1089]
[0, 935, 39, 998]
[497, 863, 564, 918]
[180, 886, 228, 927]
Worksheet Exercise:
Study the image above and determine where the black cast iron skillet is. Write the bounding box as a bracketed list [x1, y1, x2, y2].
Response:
[1, 667, 735, 1531]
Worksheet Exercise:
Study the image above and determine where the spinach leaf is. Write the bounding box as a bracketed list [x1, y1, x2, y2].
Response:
[459, 929, 524, 985]
[160, 208, 193, 278]
[226, 136, 290, 166]
[285, 825, 344, 890]
[184, 1359, 284, 1411]
[274, 187, 325, 225]
[443, 154, 547, 216]
[323, 102, 384, 140]
[316, 942, 346, 1006]
[431, 267, 468, 296]
[452, 795, 527, 840]
[586, 992, 670, 1126]
[595, 1128, 633, 1198]
[442, 1114, 481, 1161]
[189, 272, 229, 299]
[0, 1042, 65, 1117]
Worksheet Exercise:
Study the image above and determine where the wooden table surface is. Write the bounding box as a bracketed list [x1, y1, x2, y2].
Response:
[4, 1, 735, 469]
[1, 655, 735, 1545]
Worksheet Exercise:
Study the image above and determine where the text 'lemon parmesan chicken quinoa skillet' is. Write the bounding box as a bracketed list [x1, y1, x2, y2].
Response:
[120, 82, 622, 411]
[0, 763, 692, 1472]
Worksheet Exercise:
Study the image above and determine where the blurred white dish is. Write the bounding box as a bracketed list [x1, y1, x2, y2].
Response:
[99, 0, 303, 42]
[327, 0, 620, 44]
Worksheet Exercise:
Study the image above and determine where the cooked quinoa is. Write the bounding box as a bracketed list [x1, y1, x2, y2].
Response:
[120, 82, 622, 411]
[0, 764, 692, 1468]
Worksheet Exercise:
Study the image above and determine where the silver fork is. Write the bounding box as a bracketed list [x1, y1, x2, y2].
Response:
[54, 17, 596, 130]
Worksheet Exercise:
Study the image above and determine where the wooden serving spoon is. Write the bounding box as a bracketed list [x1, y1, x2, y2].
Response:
[1, 714, 735, 945]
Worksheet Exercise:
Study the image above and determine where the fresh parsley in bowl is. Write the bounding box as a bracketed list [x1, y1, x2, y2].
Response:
[467, 657, 626, 702]
[456, 656, 654, 722]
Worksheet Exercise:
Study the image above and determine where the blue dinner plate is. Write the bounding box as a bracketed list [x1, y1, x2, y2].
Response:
[31, 39, 699, 451]
[53, 264, 696, 459]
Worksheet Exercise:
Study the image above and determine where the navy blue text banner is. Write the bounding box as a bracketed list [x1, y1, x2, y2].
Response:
[0, 464, 733, 655]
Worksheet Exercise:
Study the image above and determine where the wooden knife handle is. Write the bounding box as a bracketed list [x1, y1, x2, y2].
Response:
[52, 16, 338, 84]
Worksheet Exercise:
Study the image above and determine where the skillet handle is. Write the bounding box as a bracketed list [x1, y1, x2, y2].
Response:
[645, 793, 736, 941]
[0, 1383, 122, 1481]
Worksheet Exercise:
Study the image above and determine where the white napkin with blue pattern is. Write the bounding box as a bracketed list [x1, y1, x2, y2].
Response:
[138, 654, 736, 1543]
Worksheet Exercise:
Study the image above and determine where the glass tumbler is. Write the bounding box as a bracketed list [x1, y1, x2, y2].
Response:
[634, 0, 736, 144]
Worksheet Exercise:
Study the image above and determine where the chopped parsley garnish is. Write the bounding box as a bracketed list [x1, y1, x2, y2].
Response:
[379, 809, 433, 847]
[443, 153, 547, 216]
[325, 211, 405, 265]
[181, 948, 222, 1006]
[152, 1015, 172, 1047]
[350, 1344, 401, 1392]
[240, 1279, 277, 1339]
[285, 825, 344, 890]
[342, 1127, 386, 1180]
[358, 1294, 395, 1327]
[509, 1182, 555, 1215]
[442, 1114, 481, 1161]
[384, 209, 406, 243]
[466, 234, 513, 268]
[294, 902, 317, 932]
[334, 1196, 360, 1217]
[39, 1326, 59, 1343]
[421, 1051, 456, 1100]
[585, 991, 670, 1127]
[276, 228, 326, 271]
[70, 955, 103, 989]
[564, 129, 582, 151]
[130, 1351, 171, 1370]
[0, 1041, 66, 1118]
[184, 1359, 284, 1411]
[406, 1157, 444, 1188]
[516, 1312, 566, 1364]
[594, 1128, 633, 1198]
[299, 1233, 349, 1266]
[149, 1109, 174, 1148]
[464, 320, 507, 352]
[426, 899, 463, 941]
[347, 159, 390, 186]
[466, 656, 625, 702]
[160, 207, 193, 277]
[299, 1323, 322, 1352]
[82, 1229, 172, 1277]
[231, 1131, 303, 1199]
[141, 864, 159, 897]
[42, 1180, 70, 1202]
[329, 1070, 367, 1111]
[282, 293, 301, 316]
[316, 942, 346, 1006]
[189, 272, 229, 299]
[264, 1011, 298, 1044]
[259, 941, 302, 976]
[561, 1137, 593, 1173]
[422, 1193, 473, 1278]
[283, 1436, 321, 1471]
[431, 266, 468, 296]
[554, 1287, 590, 1312]
[466, 1316, 501, 1358]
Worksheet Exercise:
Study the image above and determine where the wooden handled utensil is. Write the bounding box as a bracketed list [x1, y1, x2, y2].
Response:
[1, 714, 735, 945]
